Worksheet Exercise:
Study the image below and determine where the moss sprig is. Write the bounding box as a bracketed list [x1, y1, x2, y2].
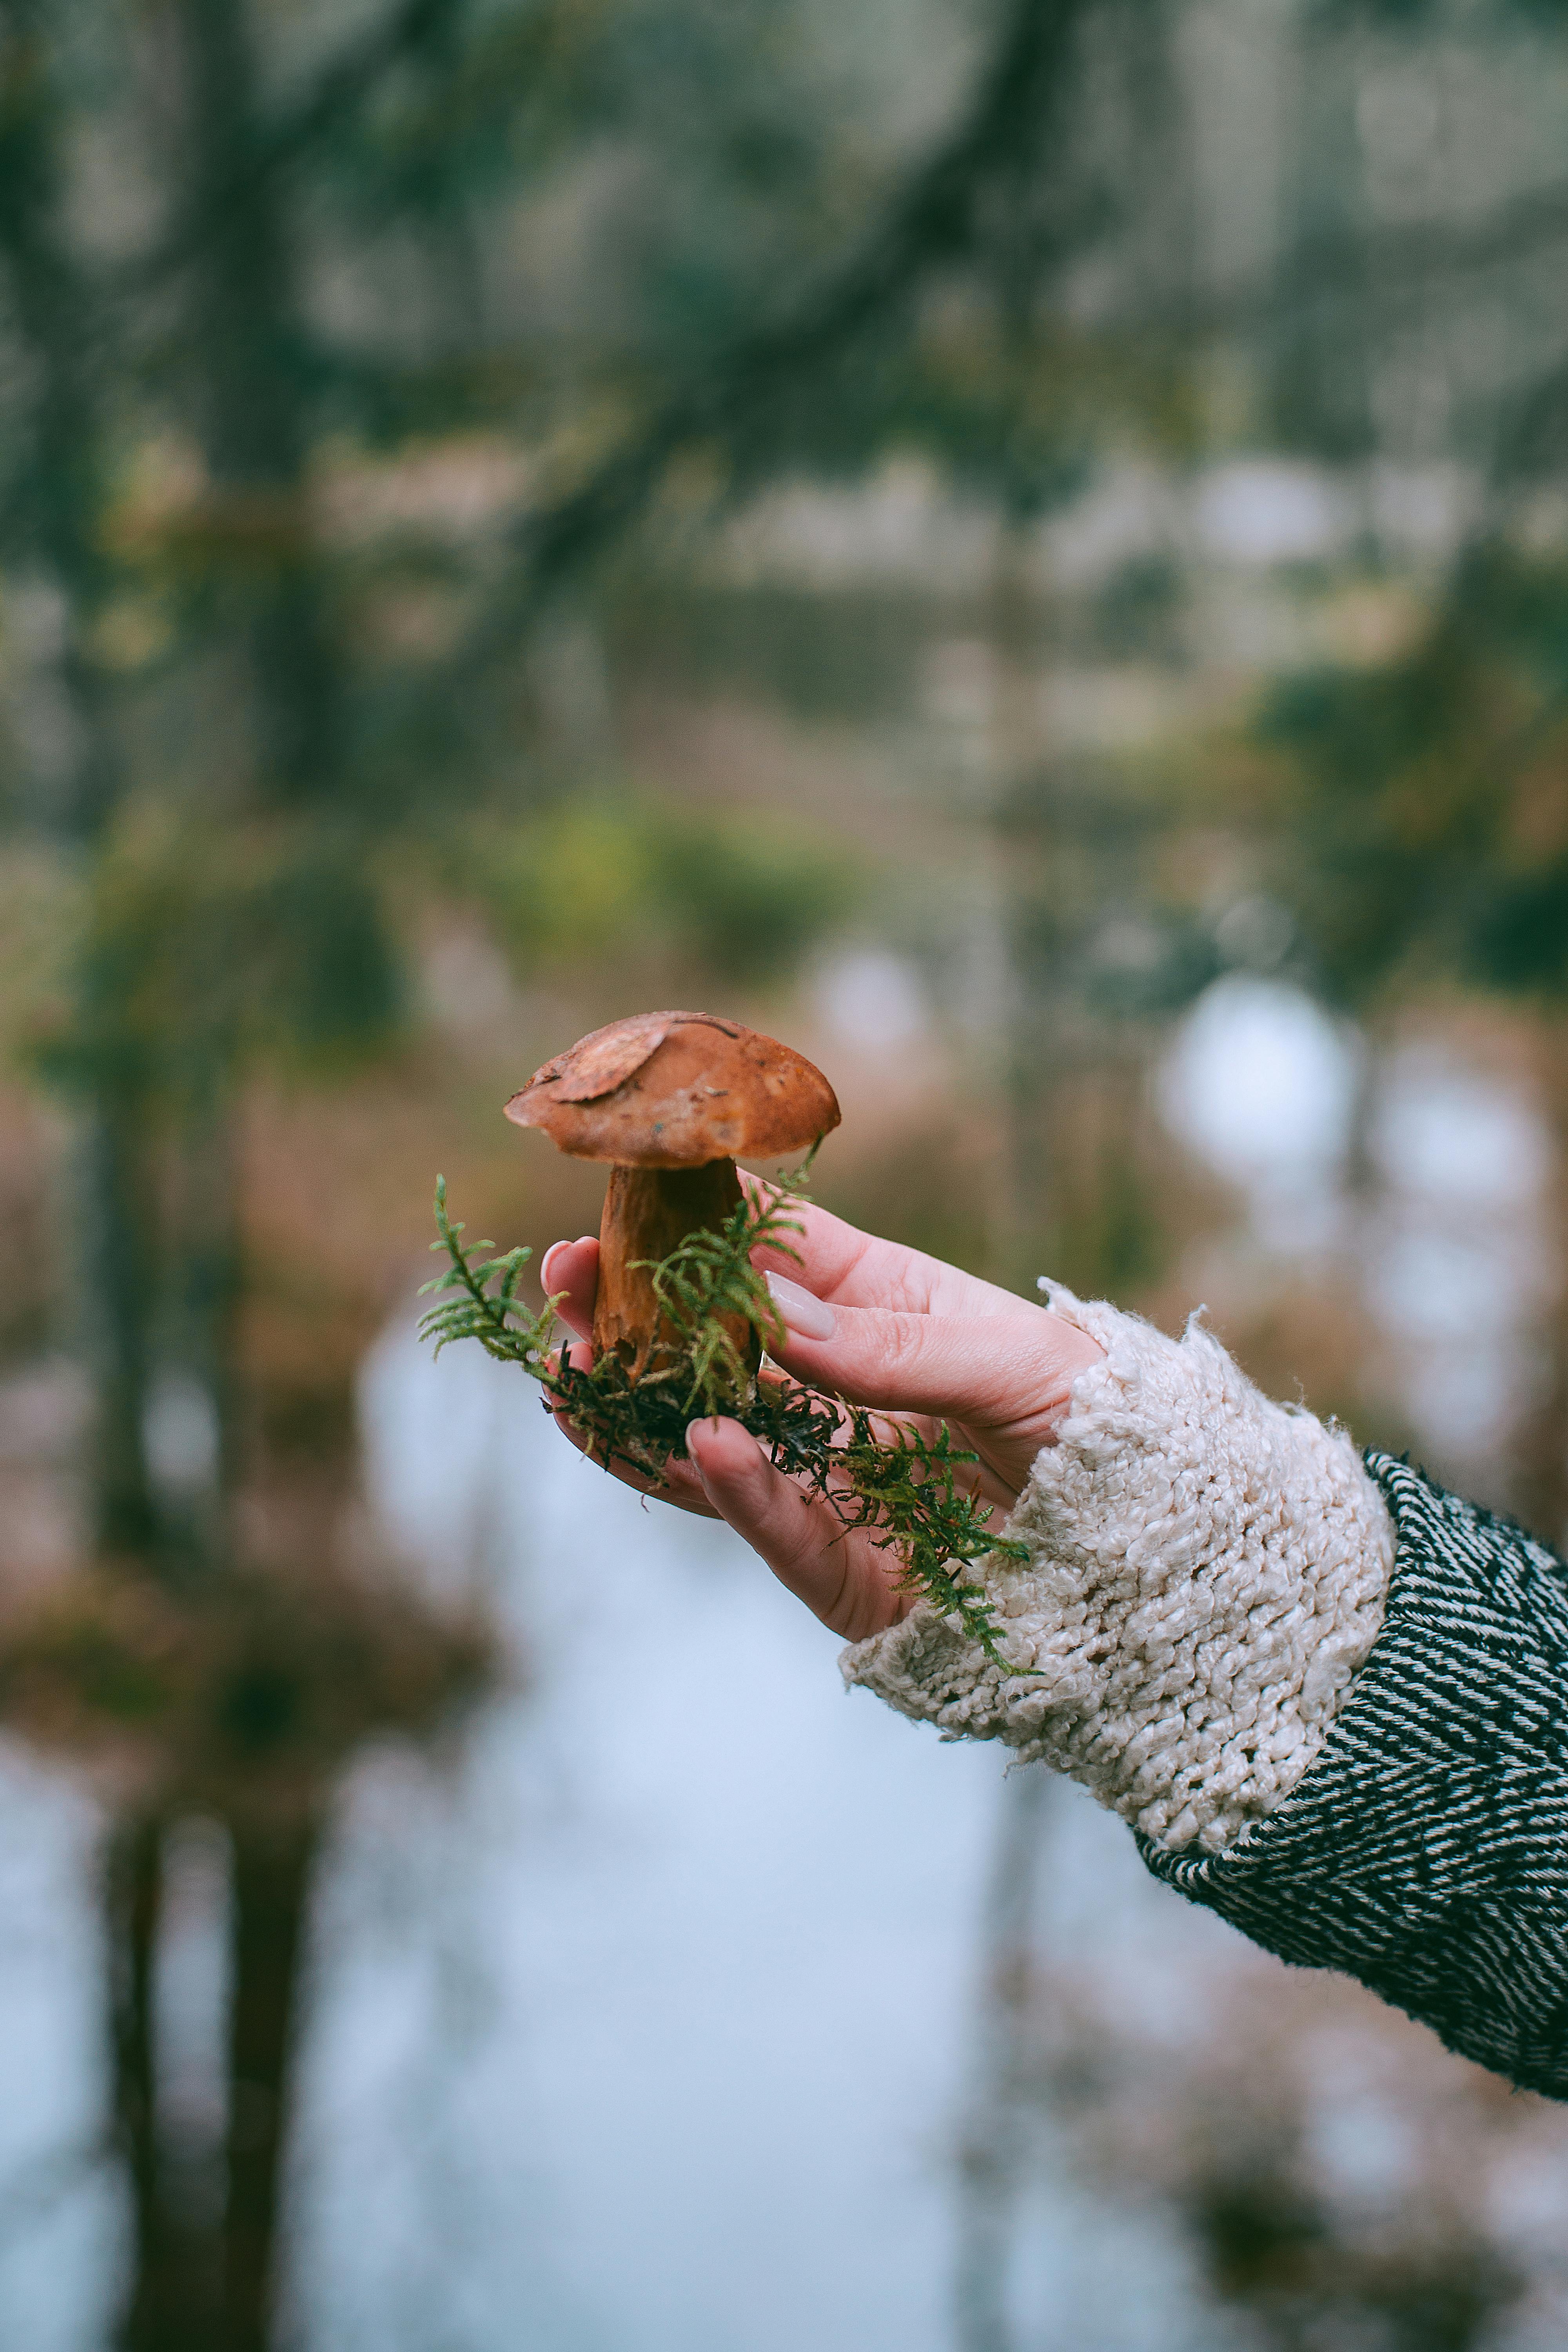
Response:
[417, 1178, 555, 1365]
[419, 1171, 1021, 1660]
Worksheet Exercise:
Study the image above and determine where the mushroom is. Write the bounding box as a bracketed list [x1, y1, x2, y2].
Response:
[504, 1011, 840, 1378]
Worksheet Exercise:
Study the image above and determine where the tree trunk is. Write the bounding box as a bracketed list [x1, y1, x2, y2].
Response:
[1511, 1024, 1568, 1550]
[222, 1823, 317, 2352]
[82, 1098, 160, 1560]
[953, 1767, 1054, 2352]
[0, 0, 162, 1565]
[112, 1816, 224, 2351]
[173, 0, 338, 805]
[110, 1815, 161, 2350]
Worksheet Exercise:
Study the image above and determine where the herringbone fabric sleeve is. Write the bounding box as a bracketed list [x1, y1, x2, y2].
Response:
[842, 1294, 1568, 2098]
[1142, 1453, 1568, 2101]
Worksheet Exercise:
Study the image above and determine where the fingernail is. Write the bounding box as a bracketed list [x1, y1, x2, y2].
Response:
[766, 1271, 835, 1341]
[685, 1418, 715, 1474]
[686, 1419, 762, 1469]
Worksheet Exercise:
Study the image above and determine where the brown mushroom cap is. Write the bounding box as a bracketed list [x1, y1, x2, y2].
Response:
[503, 1010, 840, 1169]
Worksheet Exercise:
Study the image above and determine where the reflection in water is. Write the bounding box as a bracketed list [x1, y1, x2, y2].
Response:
[323, 1323, 1250, 2350]
[3, 1269, 1477, 2352]
[298, 1331, 1012, 2350]
[0, 1749, 120, 2352]
[152, 1820, 232, 2238]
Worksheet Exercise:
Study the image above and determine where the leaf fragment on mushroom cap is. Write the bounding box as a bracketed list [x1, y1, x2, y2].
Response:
[527, 1010, 742, 1103]
[545, 1014, 672, 1101]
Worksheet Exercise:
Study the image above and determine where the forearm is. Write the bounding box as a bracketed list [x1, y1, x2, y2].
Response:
[843, 1292, 1568, 2100]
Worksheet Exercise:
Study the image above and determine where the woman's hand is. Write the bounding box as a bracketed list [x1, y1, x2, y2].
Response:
[539, 1194, 1103, 1644]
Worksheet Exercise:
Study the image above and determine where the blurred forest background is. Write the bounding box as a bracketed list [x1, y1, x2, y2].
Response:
[5, 0, 1568, 2345]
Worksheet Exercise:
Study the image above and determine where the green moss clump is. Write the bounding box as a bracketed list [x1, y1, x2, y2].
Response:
[418, 1171, 1020, 1658]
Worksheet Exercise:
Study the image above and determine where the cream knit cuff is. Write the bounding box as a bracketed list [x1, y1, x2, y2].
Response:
[839, 1289, 1395, 1855]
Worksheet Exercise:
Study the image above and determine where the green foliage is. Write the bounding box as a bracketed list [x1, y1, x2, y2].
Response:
[416, 1182, 557, 1367]
[653, 810, 853, 981]
[1255, 632, 1500, 1005]
[1255, 555, 1568, 1007]
[34, 819, 404, 1102]
[481, 793, 856, 983]
[419, 1172, 1021, 1657]
[1470, 860, 1568, 993]
[262, 850, 404, 1058]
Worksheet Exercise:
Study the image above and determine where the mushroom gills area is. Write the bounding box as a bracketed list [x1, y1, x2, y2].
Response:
[592, 1158, 756, 1379]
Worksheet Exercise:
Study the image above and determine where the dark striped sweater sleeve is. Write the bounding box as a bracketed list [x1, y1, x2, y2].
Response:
[1139, 1451, 1568, 2101]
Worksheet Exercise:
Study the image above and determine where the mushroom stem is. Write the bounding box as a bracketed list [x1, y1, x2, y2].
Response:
[592, 1157, 757, 1380]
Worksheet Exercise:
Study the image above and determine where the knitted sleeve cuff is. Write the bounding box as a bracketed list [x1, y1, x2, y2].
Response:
[839, 1289, 1395, 1855]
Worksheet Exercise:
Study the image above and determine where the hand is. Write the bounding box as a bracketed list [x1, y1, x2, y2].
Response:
[539, 1193, 1103, 1644]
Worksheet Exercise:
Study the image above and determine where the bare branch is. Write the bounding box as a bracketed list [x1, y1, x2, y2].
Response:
[441, 0, 1568, 678]
[456, 0, 1091, 661]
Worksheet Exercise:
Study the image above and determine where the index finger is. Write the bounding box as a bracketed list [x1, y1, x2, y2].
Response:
[740, 1176, 1036, 1323]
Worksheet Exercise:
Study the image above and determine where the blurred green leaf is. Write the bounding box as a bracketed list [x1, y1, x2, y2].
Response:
[482, 790, 856, 984]
[1469, 861, 1568, 993]
[260, 853, 403, 1058]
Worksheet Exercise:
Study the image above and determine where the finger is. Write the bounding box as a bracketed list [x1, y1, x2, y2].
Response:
[739, 1176, 1035, 1323]
[762, 1292, 1100, 1429]
[551, 1410, 720, 1518]
[686, 1417, 909, 1641]
[539, 1236, 598, 1341]
[543, 1338, 719, 1519]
